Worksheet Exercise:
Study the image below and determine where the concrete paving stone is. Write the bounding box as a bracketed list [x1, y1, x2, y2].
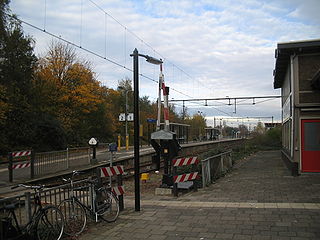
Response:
[233, 234, 253, 240]
[251, 235, 272, 240]
[270, 226, 289, 232]
[132, 232, 152, 239]
[241, 229, 260, 235]
[164, 236, 184, 240]
[278, 231, 297, 237]
[271, 235, 292, 240]
[148, 235, 167, 240]
[254, 225, 271, 231]
[160, 225, 177, 231]
[290, 237, 314, 240]
[260, 230, 278, 236]
[215, 233, 234, 239]
[296, 232, 316, 238]
[190, 227, 208, 233]
[149, 229, 167, 235]
[224, 228, 242, 234]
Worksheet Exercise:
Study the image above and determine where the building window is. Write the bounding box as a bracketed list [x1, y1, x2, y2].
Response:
[282, 119, 292, 155]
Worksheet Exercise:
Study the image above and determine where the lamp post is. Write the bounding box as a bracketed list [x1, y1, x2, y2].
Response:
[130, 48, 162, 211]
[119, 87, 131, 151]
[198, 111, 203, 141]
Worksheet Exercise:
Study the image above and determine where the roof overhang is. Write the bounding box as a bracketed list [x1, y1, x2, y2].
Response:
[273, 39, 320, 89]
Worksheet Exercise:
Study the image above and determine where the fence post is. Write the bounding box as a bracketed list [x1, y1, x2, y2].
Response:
[8, 152, 13, 182]
[30, 150, 35, 179]
[193, 163, 198, 192]
[96, 168, 102, 187]
[66, 148, 69, 169]
[24, 191, 32, 222]
[88, 148, 90, 164]
[88, 177, 95, 212]
[201, 160, 206, 188]
[117, 175, 124, 211]
[220, 155, 224, 174]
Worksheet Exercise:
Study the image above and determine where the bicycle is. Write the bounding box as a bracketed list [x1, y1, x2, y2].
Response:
[59, 170, 120, 236]
[0, 184, 64, 240]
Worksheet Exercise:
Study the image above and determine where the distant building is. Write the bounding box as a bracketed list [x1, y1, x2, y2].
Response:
[205, 127, 221, 140]
[264, 122, 281, 131]
[273, 39, 320, 175]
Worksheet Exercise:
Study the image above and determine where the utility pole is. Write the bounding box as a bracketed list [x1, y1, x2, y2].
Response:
[125, 90, 129, 150]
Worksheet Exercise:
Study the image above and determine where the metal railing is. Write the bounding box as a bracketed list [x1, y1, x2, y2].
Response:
[34, 148, 91, 177]
[201, 151, 232, 188]
[0, 179, 93, 226]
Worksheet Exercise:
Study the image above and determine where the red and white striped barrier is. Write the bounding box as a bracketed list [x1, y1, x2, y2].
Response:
[112, 186, 125, 196]
[173, 172, 199, 183]
[12, 150, 31, 158]
[12, 162, 31, 169]
[173, 157, 198, 167]
[100, 166, 124, 177]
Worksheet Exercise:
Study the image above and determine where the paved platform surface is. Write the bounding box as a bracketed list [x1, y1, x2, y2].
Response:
[78, 151, 320, 240]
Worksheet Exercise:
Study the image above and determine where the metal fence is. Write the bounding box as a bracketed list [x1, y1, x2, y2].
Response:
[0, 179, 93, 226]
[201, 151, 232, 188]
[34, 147, 91, 177]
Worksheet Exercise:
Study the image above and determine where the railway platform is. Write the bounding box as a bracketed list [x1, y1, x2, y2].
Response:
[78, 150, 320, 240]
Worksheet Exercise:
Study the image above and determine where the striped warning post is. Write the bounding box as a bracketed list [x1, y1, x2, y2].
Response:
[173, 172, 199, 183]
[173, 157, 198, 167]
[100, 166, 124, 177]
[112, 186, 125, 196]
[12, 162, 31, 169]
[12, 150, 31, 158]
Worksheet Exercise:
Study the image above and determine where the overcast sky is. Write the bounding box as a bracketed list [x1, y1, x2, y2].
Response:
[11, 0, 320, 125]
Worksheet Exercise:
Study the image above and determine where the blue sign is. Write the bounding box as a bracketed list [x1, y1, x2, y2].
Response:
[147, 118, 157, 123]
[109, 143, 117, 152]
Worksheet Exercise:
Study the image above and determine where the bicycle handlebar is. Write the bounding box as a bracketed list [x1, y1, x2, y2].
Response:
[62, 170, 85, 183]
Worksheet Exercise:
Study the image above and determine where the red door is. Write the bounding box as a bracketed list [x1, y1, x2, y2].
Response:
[301, 119, 320, 172]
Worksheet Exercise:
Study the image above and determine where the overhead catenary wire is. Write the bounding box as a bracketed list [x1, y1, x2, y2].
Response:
[15, 15, 194, 99]
[85, 0, 202, 94]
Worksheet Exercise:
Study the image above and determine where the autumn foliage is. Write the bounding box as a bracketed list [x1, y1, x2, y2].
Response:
[0, 1, 205, 153]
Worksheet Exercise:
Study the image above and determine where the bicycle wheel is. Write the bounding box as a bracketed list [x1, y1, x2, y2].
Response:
[35, 206, 64, 240]
[95, 189, 119, 222]
[58, 198, 87, 236]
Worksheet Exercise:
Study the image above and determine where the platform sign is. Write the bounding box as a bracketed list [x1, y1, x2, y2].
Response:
[147, 118, 157, 123]
[119, 113, 125, 122]
[127, 113, 134, 121]
[88, 137, 98, 146]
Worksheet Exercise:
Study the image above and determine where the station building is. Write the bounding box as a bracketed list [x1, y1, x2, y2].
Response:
[273, 39, 320, 175]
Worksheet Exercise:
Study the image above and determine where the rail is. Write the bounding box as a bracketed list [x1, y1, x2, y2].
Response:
[201, 151, 232, 188]
[0, 179, 93, 226]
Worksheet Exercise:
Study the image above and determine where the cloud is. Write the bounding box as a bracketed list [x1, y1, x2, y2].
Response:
[10, 0, 319, 121]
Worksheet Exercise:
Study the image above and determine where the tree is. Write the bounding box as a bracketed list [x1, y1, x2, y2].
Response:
[185, 113, 207, 141]
[238, 124, 249, 138]
[0, 0, 37, 153]
[253, 122, 265, 135]
[34, 41, 109, 145]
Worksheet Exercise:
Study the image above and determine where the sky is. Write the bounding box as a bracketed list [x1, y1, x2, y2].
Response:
[10, 0, 320, 126]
